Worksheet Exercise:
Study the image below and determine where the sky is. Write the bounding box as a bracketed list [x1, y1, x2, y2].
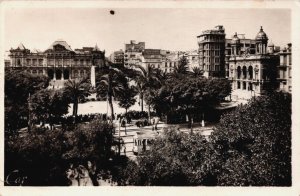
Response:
[3, 8, 291, 55]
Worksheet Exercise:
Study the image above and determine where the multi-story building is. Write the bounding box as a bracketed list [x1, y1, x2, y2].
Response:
[197, 25, 226, 78]
[7, 40, 105, 88]
[277, 43, 292, 93]
[183, 50, 199, 71]
[228, 27, 279, 101]
[124, 40, 145, 68]
[109, 49, 124, 66]
[163, 51, 180, 73]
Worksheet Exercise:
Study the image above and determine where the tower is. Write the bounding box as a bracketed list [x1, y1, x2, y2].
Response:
[197, 25, 226, 77]
[255, 26, 268, 55]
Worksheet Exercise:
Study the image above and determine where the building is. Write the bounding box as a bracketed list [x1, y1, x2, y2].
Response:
[141, 49, 165, 70]
[109, 49, 124, 65]
[163, 51, 180, 73]
[197, 25, 226, 78]
[183, 50, 199, 71]
[277, 43, 292, 93]
[7, 40, 105, 88]
[124, 40, 145, 68]
[225, 35, 256, 78]
[228, 27, 279, 101]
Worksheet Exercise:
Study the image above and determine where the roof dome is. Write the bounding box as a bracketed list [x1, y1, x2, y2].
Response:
[47, 40, 73, 51]
[17, 43, 26, 50]
[268, 40, 274, 47]
[255, 26, 268, 41]
[231, 32, 240, 44]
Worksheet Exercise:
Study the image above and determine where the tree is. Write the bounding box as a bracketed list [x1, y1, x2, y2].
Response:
[123, 127, 215, 186]
[63, 77, 91, 120]
[148, 77, 231, 125]
[191, 67, 204, 77]
[5, 69, 50, 133]
[5, 118, 115, 186]
[118, 84, 137, 115]
[96, 66, 126, 121]
[133, 64, 160, 119]
[30, 89, 69, 128]
[210, 92, 291, 186]
[171, 56, 190, 78]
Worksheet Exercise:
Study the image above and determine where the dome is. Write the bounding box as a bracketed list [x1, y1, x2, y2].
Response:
[231, 32, 240, 44]
[255, 26, 268, 41]
[268, 40, 274, 47]
[47, 40, 73, 51]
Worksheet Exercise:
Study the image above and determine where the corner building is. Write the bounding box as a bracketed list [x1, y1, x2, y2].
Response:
[197, 25, 226, 78]
[228, 27, 279, 101]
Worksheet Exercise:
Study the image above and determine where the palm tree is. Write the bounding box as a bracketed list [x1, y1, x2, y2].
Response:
[96, 66, 126, 122]
[133, 64, 160, 120]
[171, 56, 190, 78]
[191, 67, 204, 77]
[64, 77, 91, 121]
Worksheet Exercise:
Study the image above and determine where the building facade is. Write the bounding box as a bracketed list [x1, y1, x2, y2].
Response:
[225, 36, 256, 78]
[124, 40, 145, 68]
[228, 27, 279, 101]
[109, 49, 124, 65]
[183, 50, 200, 71]
[7, 40, 105, 88]
[197, 25, 226, 78]
[277, 43, 292, 93]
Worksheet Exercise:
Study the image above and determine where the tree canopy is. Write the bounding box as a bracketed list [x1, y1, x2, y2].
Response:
[148, 77, 231, 117]
[5, 69, 50, 132]
[211, 92, 291, 186]
[30, 89, 69, 124]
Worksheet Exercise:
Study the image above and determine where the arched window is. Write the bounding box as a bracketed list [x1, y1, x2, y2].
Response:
[248, 66, 253, 79]
[48, 69, 54, 79]
[237, 81, 241, 89]
[64, 69, 70, 80]
[237, 66, 241, 79]
[56, 69, 62, 80]
[242, 66, 247, 79]
[248, 83, 253, 91]
[243, 82, 247, 90]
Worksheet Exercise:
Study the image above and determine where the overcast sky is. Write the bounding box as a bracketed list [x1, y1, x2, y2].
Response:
[4, 8, 290, 55]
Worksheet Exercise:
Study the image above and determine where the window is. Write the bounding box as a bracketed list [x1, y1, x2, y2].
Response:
[243, 82, 246, 90]
[237, 66, 241, 79]
[248, 83, 253, 91]
[248, 66, 253, 79]
[237, 81, 241, 89]
[242, 66, 247, 79]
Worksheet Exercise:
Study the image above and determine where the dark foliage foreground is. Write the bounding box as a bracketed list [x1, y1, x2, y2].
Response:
[5, 119, 116, 186]
[120, 92, 291, 186]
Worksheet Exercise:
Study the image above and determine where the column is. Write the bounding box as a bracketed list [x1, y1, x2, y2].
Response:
[62, 56, 64, 80]
[53, 56, 56, 80]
